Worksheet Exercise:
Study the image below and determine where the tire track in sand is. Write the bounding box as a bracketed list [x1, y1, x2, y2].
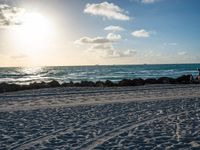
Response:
[9, 108, 146, 150]
[79, 110, 200, 150]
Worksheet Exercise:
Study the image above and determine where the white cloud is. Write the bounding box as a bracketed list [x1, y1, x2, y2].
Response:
[0, 4, 25, 27]
[75, 33, 120, 57]
[131, 29, 150, 38]
[75, 36, 111, 44]
[104, 25, 125, 32]
[90, 43, 113, 50]
[106, 33, 121, 41]
[76, 33, 136, 58]
[100, 49, 137, 58]
[86, 42, 119, 58]
[120, 49, 137, 57]
[84, 2, 130, 21]
[141, 0, 160, 4]
[178, 51, 187, 56]
[92, 46, 137, 58]
[89, 46, 137, 58]
[75, 33, 121, 44]
[91, 46, 120, 58]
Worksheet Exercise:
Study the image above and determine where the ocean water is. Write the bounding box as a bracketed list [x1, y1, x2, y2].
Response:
[0, 64, 200, 84]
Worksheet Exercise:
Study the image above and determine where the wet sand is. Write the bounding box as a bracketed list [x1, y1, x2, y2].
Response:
[0, 84, 200, 149]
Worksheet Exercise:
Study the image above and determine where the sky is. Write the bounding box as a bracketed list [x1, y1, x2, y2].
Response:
[0, 0, 200, 67]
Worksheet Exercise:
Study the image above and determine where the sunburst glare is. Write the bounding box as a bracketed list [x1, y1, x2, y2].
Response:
[11, 12, 54, 58]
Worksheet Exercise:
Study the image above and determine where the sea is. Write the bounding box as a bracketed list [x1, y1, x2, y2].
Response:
[0, 64, 200, 85]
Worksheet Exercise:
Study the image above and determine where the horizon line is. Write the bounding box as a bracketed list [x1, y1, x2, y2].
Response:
[1, 62, 200, 68]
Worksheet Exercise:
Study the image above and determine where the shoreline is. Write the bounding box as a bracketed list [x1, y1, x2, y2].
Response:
[0, 74, 199, 93]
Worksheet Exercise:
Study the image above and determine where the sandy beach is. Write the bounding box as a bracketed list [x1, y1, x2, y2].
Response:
[1, 84, 200, 149]
[1, 0, 200, 149]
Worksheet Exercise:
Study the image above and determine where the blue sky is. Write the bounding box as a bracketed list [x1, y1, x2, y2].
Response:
[0, 0, 200, 66]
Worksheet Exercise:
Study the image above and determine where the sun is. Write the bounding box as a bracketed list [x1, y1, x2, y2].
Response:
[12, 12, 54, 57]
[21, 13, 51, 41]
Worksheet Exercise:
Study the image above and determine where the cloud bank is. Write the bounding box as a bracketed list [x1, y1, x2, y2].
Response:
[0, 4, 25, 27]
[84, 2, 130, 21]
[76, 33, 136, 58]
[75, 33, 121, 44]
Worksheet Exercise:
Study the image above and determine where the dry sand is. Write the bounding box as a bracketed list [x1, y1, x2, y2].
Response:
[0, 84, 200, 149]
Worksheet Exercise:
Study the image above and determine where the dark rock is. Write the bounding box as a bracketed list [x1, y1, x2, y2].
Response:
[29, 82, 47, 89]
[69, 81, 74, 86]
[196, 75, 200, 81]
[20, 84, 29, 90]
[72, 82, 78, 86]
[0, 82, 8, 93]
[157, 77, 176, 84]
[29, 82, 38, 89]
[80, 81, 95, 87]
[176, 75, 191, 84]
[145, 78, 158, 84]
[119, 79, 135, 86]
[104, 80, 115, 87]
[95, 81, 104, 87]
[47, 80, 60, 87]
[132, 78, 145, 86]
[39, 81, 47, 87]
[0, 74, 198, 93]
[61, 82, 68, 87]
[0, 82, 21, 93]
[61, 82, 71, 87]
